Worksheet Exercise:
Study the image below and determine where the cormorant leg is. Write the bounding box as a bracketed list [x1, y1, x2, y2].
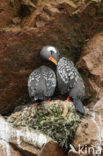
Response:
[47, 99, 51, 102]
[45, 97, 51, 103]
[62, 97, 70, 118]
[47, 98, 52, 102]
[67, 97, 70, 102]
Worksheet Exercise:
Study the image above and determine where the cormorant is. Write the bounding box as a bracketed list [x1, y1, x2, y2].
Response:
[28, 65, 56, 102]
[40, 46, 85, 115]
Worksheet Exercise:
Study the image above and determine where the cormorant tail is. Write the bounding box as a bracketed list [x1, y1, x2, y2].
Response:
[73, 98, 85, 115]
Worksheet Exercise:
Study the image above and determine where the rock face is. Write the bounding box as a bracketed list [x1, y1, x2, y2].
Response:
[0, 0, 103, 114]
[77, 33, 103, 101]
[0, 0, 20, 28]
[68, 98, 103, 156]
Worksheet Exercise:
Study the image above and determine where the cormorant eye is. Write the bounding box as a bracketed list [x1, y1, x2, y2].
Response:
[50, 50, 54, 55]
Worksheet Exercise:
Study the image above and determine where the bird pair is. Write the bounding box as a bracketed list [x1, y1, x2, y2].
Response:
[28, 46, 85, 115]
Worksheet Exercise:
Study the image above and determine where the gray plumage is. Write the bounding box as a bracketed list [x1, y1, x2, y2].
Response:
[28, 65, 56, 101]
[57, 57, 85, 114]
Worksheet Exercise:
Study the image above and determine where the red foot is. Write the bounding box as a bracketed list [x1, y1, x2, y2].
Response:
[67, 97, 70, 102]
[47, 99, 51, 102]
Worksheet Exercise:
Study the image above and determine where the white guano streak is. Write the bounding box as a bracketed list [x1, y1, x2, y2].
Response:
[92, 112, 103, 154]
[0, 117, 11, 156]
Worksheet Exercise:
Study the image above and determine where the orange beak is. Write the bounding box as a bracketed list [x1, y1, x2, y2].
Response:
[48, 56, 57, 65]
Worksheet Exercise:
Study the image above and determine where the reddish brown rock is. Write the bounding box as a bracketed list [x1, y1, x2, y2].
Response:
[77, 33, 103, 100]
[0, 142, 22, 156]
[0, 0, 20, 27]
[68, 98, 103, 156]
[93, 98, 103, 113]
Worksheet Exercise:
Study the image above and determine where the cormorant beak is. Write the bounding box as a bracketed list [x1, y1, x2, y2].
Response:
[48, 56, 58, 65]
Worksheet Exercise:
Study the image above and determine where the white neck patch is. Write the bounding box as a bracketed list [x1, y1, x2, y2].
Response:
[48, 47, 57, 53]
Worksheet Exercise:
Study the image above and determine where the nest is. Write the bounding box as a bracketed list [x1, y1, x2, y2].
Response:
[7, 100, 85, 149]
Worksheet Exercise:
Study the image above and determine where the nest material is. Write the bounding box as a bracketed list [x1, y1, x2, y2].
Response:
[7, 100, 84, 149]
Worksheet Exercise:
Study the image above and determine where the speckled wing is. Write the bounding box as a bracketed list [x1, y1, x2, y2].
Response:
[28, 69, 41, 100]
[28, 66, 56, 101]
[57, 57, 80, 94]
[42, 67, 56, 97]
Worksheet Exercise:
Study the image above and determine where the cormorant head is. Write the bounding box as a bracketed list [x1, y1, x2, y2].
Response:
[40, 46, 60, 65]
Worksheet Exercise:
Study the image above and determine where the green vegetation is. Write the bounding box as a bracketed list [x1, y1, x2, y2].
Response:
[7, 101, 82, 149]
[31, 107, 80, 149]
